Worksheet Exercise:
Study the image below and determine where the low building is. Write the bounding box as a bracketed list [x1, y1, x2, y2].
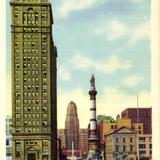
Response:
[79, 129, 88, 154]
[138, 134, 152, 159]
[58, 129, 66, 149]
[132, 123, 144, 134]
[6, 116, 12, 160]
[63, 149, 82, 159]
[97, 115, 116, 123]
[97, 120, 117, 152]
[97, 115, 143, 153]
[58, 128, 88, 158]
[105, 126, 137, 160]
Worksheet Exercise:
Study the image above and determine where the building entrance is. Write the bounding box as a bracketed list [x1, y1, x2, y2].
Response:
[27, 153, 36, 160]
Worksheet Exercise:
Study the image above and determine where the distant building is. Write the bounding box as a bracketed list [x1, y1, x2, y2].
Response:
[97, 115, 144, 153]
[105, 126, 137, 160]
[121, 108, 152, 134]
[58, 129, 66, 149]
[97, 115, 116, 122]
[79, 128, 88, 154]
[138, 134, 152, 159]
[131, 123, 144, 134]
[6, 116, 12, 160]
[63, 150, 82, 158]
[58, 128, 88, 157]
[97, 119, 117, 151]
[65, 101, 79, 150]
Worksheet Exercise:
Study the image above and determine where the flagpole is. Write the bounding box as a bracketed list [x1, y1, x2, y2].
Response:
[72, 141, 74, 160]
[136, 93, 139, 160]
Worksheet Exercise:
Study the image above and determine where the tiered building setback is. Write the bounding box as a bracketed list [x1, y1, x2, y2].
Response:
[65, 101, 80, 150]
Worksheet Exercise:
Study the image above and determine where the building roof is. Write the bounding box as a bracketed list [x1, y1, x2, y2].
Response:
[105, 126, 136, 137]
[97, 115, 116, 122]
[122, 107, 152, 112]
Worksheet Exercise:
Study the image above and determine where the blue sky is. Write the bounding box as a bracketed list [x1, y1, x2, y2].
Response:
[6, 0, 151, 128]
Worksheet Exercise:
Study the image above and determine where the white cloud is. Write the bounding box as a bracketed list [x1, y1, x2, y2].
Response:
[95, 19, 128, 42]
[58, 65, 71, 81]
[95, 55, 131, 73]
[70, 54, 93, 70]
[131, 0, 143, 3]
[129, 21, 150, 45]
[95, 20, 150, 45]
[57, 0, 103, 19]
[122, 75, 142, 87]
[56, 0, 144, 19]
[58, 86, 151, 128]
[70, 54, 132, 74]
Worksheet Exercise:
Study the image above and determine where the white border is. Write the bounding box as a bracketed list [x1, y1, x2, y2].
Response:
[0, 0, 6, 159]
[151, 0, 160, 159]
[0, 0, 158, 159]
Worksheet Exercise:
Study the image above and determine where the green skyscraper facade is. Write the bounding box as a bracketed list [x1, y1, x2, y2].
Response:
[10, 0, 57, 159]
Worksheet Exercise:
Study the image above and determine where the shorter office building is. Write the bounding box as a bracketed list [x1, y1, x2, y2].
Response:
[58, 128, 88, 158]
[62, 150, 82, 159]
[138, 134, 152, 159]
[6, 116, 12, 160]
[79, 128, 88, 154]
[58, 129, 66, 149]
[121, 108, 152, 134]
[132, 123, 144, 134]
[105, 126, 137, 160]
[97, 115, 143, 153]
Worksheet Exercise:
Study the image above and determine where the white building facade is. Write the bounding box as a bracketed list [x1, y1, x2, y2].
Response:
[105, 126, 137, 160]
[6, 116, 12, 160]
[138, 134, 152, 159]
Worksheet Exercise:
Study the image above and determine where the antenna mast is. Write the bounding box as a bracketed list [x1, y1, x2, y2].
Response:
[136, 93, 139, 160]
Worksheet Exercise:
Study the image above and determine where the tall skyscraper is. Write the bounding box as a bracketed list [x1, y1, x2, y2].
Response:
[65, 101, 79, 150]
[10, 0, 57, 159]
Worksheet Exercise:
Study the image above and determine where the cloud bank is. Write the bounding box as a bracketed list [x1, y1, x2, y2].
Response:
[70, 54, 132, 74]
